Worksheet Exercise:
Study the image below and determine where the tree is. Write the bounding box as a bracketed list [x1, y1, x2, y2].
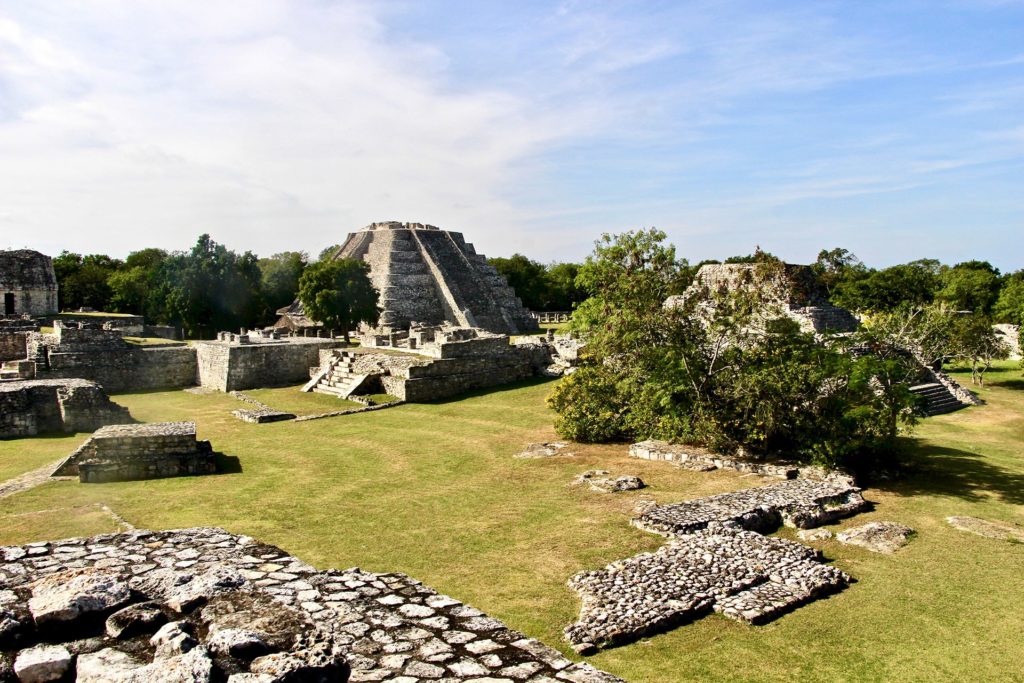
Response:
[935, 261, 1001, 314]
[488, 254, 548, 311]
[812, 247, 865, 298]
[948, 314, 1010, 385]
[52, 251, 123, 311]
[317, 244, 342, 262]
[543, 262, 586, 311]
[259, 251, 308, 319]
[109, 249, 167, 315]
[833, 261, 940, 312]
[297, 258, 379, 342]
[993, 270, 1024, 326]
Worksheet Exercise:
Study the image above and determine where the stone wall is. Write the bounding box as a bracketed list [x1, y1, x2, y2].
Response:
[994, 323, 1020, 360]
[0, 379, 131, 438]
[53, 421, 217, 483]
[39, 346, 199, 393]
[195, 338, 343, 392]
[0, 332, 27, 362]
[45, 314, 145, 336]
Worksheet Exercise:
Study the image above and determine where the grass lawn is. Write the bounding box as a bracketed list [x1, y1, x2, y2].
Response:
[1, 365, 1022, 681]
[239, 384, 363, 415]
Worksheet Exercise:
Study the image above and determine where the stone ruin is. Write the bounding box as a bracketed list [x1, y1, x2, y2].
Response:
[305, 326, 555, 402]
[51, 422, 219, 484]
[276, 222, 538, 336]
[993, 323, 1020, 360]
[0, 379, 131, 439]
[564, 475, 869, 652]
[0, 527, 621, 683]
[0, 250, 58, 318]
[669, 262, 859, 334]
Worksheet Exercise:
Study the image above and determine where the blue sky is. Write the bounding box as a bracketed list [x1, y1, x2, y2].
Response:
[1, 1, 1022, 270]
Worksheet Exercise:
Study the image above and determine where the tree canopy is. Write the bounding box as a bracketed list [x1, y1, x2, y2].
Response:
[297, 258, 379, 342]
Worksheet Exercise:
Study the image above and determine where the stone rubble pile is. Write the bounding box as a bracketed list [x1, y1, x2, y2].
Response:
[835, 522, 915, 554]
[565, 477, 870, 652]
[630, 440, 801, 479]
[572, 471, 646, 493]
[514, 443, 574, 459]
[1, 527, 621, 683]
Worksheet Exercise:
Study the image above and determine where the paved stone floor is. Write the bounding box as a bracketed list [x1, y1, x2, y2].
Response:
[565, 477, 869, 652]
[1, 527, 620, 682]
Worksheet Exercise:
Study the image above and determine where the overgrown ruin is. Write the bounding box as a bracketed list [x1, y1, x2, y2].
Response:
[276, 222, 539, 335]
[0, 250, 57, 318]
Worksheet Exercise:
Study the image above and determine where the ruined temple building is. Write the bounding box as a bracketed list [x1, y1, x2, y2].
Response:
[0, 249, 58, 317]
[276, 221, 539, 335]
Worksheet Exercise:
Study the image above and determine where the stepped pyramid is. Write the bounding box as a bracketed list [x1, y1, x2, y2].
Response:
[277, 222, 538, 335]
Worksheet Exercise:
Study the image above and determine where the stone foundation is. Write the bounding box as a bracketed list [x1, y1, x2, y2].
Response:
[52, 422, 218, 483]
[630, 439, 801, 478]
[0, 527, 620, 682]
[0, 379, 131, 438]
[196, 337, 343, 392]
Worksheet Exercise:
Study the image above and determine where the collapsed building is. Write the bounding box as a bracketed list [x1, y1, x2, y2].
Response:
[0, 249, 58, 318]
[671, 262, 860, 334]
[0, 378, 131, 438]
[276, 221, 538, 336]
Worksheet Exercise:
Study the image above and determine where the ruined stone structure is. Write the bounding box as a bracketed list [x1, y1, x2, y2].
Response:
[195, 335, 344, 392]
[52, 422, 218, 483]
[0, 378, 131, 438]
[564, 475, 869, 652]
[0, 527, 620, 682]
[0, 250, 57, 317]
[994, 323, 1021, 360]
[277, 222, 538, 335]
[672, 262, 859, 333]
[26, 321, 198, 393]
[307, 328, 551, 402]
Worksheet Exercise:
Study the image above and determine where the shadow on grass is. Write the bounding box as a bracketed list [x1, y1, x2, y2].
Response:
[993, 379, 1024, 391]
[877, 441, 1024, 506]
[215, 453, 243, 474]
[424, 376, 558, 405]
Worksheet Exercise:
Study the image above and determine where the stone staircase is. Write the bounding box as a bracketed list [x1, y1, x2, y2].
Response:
[304, 350, 367, 398]
[910, 382, 966, 416]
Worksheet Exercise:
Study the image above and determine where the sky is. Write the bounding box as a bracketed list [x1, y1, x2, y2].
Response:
[1, 0, 1023, 270]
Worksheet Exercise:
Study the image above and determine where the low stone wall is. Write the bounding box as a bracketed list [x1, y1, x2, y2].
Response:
[53, 421, 217, 483]
[630, 439, 800, 478]
[40, 346, 199, 393]
[195, 338, 343, 392]
[0, 379, 131, 438]
[378, 346, 549, 402]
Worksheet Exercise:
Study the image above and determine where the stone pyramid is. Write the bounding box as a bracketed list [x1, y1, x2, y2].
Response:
[277, 222, 538, 335]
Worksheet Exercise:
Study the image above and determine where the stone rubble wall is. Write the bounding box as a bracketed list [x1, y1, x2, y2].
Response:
[993, 323, 1020, 360]
[0, 332, 27, 362]
[38, 346, 199, 393]
[630, 439, 800, 478]
[0, 379, 131, 438]
[0, 249, 58, 316]
[0, 527, 621, 683]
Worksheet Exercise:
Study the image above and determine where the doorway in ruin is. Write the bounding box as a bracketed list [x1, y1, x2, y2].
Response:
[3, 293, 14, 315]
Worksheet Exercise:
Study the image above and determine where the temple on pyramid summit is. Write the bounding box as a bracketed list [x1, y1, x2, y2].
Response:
[276, 222, 539, 336]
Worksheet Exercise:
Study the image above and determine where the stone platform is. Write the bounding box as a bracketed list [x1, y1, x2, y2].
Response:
[52, 422, 218, 483]
[0, 527, 620, 682]
[565, 477, 869, 652]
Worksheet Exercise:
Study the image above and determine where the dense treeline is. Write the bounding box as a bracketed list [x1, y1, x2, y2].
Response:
[50, 234, 1024, 340]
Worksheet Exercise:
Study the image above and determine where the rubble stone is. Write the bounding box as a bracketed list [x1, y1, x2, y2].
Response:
[836, 522, 914, 554]
[12, 644, 71, 682]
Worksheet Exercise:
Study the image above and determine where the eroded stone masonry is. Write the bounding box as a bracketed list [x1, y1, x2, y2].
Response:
[0, 527, 620, 683]
[52, 422, 218, 483]
[564, 477, 869, 652]
[0, 378, 131, 439]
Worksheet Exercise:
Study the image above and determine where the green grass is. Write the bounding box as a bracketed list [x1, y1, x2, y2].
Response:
[1, 365, 1022, 681]
[123, 337, 186, 346]
[239, 384, 363, 415]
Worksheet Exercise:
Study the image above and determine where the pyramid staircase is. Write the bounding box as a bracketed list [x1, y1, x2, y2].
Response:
[303, 350, 368, 398]
[909, 382, 966, 416]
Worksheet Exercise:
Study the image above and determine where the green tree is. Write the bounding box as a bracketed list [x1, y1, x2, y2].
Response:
[542, 262, 586, 311]
[259, 251, 308, 319]
[318, 244, 342, 261]
[812, 247, 866, 298]
[935, 260, 1001, 314]
[52, 251, 123, 311]
[994, 270, 1024, 326]
[297, 258, 379, 342]
[833, 261, 940, 312]
[948, 314, 1010, 385]
[488, 254, 548, 311]
[109, 249, 167, 315]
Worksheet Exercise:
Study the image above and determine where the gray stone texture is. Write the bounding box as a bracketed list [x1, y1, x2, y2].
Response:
[565, 476, 868, 651]
[0, 250, 58, 317]
[195, 337, 343, 392]
[0, 527, 621, 683]
[278, 222, 538, 335]
[51, 421, 218, 483]
[0, 378, 131, 438]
